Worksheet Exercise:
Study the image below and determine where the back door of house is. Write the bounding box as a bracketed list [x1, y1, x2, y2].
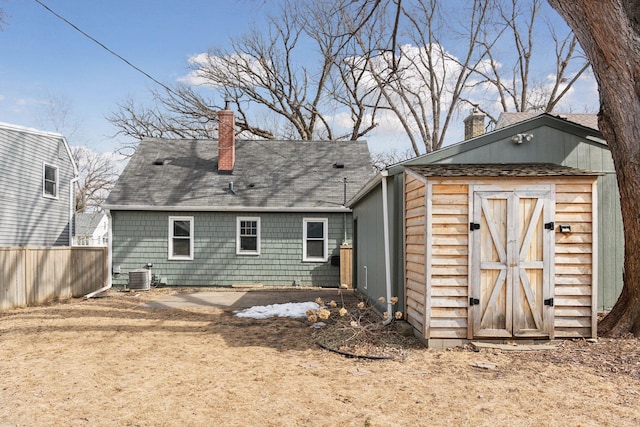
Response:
[470, 185, 555, 338]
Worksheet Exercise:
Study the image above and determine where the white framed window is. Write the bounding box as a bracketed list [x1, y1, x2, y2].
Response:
[303, 218, 328, 262]
[43, 163, 58, 199]
[237, 217, 260, 255]
[168, 216, 194, 260]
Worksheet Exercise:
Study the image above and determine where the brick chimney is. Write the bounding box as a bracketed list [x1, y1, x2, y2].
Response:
[217, 106, 235, 173]
[463, 106, 485, 140]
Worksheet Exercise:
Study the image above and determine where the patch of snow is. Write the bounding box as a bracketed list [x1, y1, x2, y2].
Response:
[309, 322, 326, 329]
[234, 301, 319, 319]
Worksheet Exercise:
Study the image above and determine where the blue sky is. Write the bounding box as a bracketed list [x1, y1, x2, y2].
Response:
[0, 0, 277, 153]
[1, 0, 599, 157]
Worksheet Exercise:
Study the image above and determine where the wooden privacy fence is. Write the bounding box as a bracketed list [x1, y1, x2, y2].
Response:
[0, 246, 108, 310]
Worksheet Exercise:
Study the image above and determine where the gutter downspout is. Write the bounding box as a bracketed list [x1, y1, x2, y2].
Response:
[381, 169, 393, 325]
[84, 210, 113, 299]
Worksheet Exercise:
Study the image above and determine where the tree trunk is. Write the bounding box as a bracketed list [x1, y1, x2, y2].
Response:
[548, 0, 640, 336]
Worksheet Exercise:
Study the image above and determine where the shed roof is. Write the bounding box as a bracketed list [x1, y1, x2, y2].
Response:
[406, 163, 603, 178]
[105, 138, 374, 212]
[496, 112, 599, 131]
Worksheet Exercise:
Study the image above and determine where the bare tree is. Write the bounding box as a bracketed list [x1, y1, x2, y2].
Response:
[109, 0, 594, 157]
[548, 0, 640, 336]
[109, 0, 387, 149]
[476, 0, 590, 118]
[72, 146, 119, 213]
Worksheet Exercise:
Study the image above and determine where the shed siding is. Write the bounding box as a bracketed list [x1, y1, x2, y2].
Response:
[404, 173, 426, 333]
[554, 182, 596, 337]
[427, 181, 469, 339]
[112, 211, 350, 287]
[352, 186, 387, 303]
[406, 173, 597, 342]
[0, 126, 74, 246]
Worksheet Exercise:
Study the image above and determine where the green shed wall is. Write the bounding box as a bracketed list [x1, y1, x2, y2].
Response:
[111, 211, 351, 288]
[352, 176, 406, 313]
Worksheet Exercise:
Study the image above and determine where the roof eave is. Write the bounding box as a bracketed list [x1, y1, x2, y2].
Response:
[346, 172, 383, 208]
[103, 204, 352, 213]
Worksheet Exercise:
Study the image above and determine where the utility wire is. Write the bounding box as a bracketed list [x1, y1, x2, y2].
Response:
[34, 0, 181, 99]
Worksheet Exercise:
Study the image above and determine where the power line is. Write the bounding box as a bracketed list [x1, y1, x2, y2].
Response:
[34, 0, 181, 99]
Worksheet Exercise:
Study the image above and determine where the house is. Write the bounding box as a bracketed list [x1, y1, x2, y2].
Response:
[104, 108, 374, 288]
[73, 212, 109, 246]
[0, 122, 78, 246]
[348, 112, 621, 345]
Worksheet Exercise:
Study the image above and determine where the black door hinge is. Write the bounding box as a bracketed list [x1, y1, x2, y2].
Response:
[545, 222, 555, 230]
[470, 222, 480, 231]
[469, 297, 480, 306]
[544, 298, 554, 307]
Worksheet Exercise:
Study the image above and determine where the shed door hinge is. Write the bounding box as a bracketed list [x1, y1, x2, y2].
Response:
[544, 298, 554, 307]
[544, 222, 555, 230]
[470, 222, 481, 231]
[469, 297, 480, 306]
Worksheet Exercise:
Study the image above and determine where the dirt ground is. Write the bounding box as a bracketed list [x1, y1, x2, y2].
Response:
[1, 287, 639, 427]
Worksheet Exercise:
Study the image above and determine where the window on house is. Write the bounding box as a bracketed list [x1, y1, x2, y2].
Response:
[237, 217, 260, 255]
[303, 218, 328, 262]
[168, 216, 194, 260]
[43, 164, 58, 198]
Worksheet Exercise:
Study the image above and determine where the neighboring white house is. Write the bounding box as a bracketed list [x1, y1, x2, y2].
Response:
[0, 122, 78, 246]
[73, 212, 108, 246]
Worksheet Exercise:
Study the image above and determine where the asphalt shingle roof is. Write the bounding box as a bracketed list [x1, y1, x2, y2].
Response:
[406, 163, 602, 178]
[496, 112, 599, 131]
[106, 138, 374, 210]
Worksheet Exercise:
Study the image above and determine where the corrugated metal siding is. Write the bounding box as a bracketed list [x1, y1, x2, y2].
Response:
[421, 126, 619, 311]
[0, 126, 74, 246]
[111, 211, 351, 287]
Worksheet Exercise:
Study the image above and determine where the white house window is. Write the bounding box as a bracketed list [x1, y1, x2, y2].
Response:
[237, 217, 260, 255]
[168, 216, 194, 260]
[303, 218, 328, 262]
[43, 164, 58, 198]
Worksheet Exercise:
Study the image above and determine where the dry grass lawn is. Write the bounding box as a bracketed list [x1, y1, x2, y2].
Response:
[1, 288, 639, 426]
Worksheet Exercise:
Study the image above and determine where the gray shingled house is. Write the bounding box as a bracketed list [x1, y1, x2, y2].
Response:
[0, 122, 78, 246]
[104, 108, 374, 288]
[348, 112, 620, 336]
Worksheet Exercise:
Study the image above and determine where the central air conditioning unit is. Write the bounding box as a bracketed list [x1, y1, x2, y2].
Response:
[128, 269, 151, 291]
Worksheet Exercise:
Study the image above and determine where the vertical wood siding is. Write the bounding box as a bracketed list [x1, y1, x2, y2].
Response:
[0, 247, 108, 310]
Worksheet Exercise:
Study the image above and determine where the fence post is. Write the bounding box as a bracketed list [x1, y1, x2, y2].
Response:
[339, 244, 353, 289]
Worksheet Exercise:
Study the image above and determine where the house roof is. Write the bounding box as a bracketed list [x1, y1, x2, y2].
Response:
[74, 213, 107, 235]
[406, 163, 603, 178]
[496, 112, 599, 131]
[105, 138, 374, 212]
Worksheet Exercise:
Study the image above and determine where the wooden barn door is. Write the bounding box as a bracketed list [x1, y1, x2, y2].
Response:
[470, 187, 555, 339]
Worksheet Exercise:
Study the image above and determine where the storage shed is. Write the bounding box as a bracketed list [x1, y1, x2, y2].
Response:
[403, 164, 600, 347]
